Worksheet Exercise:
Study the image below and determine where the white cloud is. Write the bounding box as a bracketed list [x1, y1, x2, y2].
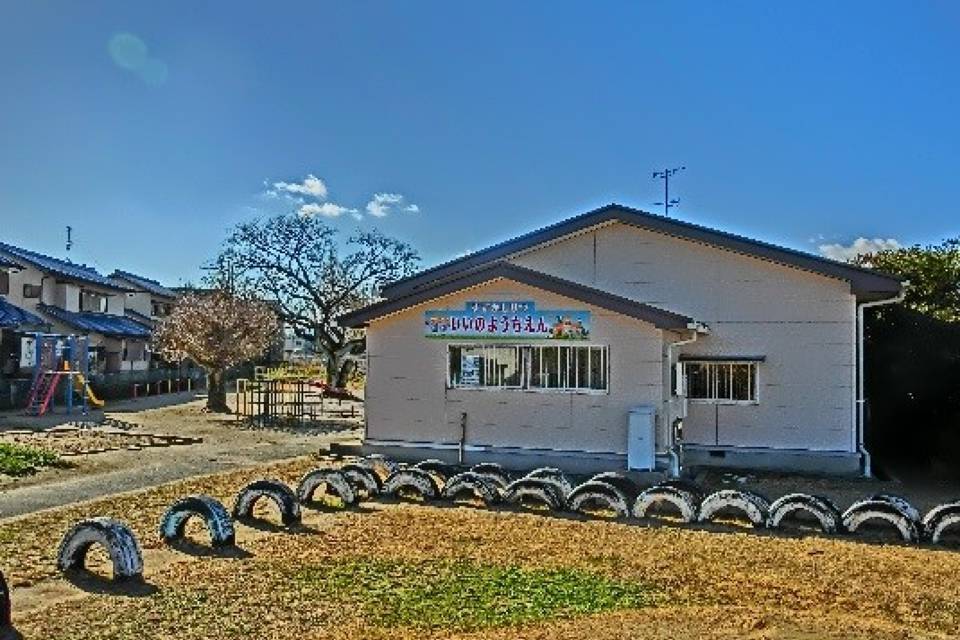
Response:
[366, 192, 404, 218]
[818, 237, 901, 262]
[350, 212, 364, 221]
[298, 202, 356, 218]
[271, 174, 328, 199]
[404, 203, 420, 213]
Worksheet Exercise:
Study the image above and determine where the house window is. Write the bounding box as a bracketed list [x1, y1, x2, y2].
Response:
[22, 283, 41, 299]
[684, 361, 758, 403]
[80, 290, 108, 313]
[0, 271, 8, 295]
[448, 344, 608, 392]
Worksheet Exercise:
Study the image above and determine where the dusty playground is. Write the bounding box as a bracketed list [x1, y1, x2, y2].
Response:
[1, 397, 959, 639]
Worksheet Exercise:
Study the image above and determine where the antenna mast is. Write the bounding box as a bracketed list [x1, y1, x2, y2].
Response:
[652, 166, 685, 216]
[65, 226, 73, 253]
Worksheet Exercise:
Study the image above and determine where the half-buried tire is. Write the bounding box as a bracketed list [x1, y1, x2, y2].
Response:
[870, 493, 921, 524]
[442, 472, 502, 506]
[413, 459, 457, 482]
[588, 472, 640, 498]
[296, 469, 358, 507]
[567, 480, 630, 519]
[56, 517, 144, 581]
[159, 495, 235, 547]
[922, 502, 960, 544]
[340, 463, 383, 496]
[524, 467, 574, 499]
[232, 479, 301, 527]
[633, 484, 699, 523]
[0, 569, 9, 628]
[383, 468, 442, 501]
[766, 493, 843, 534]
[469, 463, 510, 491]
[841, 499, 920, 543]
[365, 454, 400, 480]
[698, 489, 770, 528]
[503, 477, 565, 512]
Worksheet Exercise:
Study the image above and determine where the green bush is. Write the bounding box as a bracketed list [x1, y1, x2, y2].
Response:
[0, 442, 60, 476]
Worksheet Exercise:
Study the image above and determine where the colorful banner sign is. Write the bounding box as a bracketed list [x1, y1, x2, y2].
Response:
[424, 301, 591, 340]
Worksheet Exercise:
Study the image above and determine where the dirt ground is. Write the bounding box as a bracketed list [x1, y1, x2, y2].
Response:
[0, 393, 361, 518]
[1, 455, 959, 639]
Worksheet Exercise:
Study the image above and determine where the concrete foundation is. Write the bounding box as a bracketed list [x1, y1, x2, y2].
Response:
[682, 445, 863, 476]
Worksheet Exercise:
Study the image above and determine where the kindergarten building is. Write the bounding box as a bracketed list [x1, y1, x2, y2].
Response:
[340, 204, 905, 476]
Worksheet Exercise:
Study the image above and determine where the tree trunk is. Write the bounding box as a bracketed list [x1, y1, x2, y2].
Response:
[206, 369, 230, 413]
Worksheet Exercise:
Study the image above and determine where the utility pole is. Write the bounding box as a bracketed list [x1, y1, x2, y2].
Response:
[652, 166, 685, 217]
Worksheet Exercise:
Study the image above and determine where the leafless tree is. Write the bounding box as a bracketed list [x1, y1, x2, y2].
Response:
[218, 213, 419, 386]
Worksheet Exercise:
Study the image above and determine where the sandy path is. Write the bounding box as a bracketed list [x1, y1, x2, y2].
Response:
[0, 396, 360, 519]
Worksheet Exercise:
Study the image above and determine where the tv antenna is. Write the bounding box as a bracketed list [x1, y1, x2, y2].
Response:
[652, 166, 685, 216]
[65, 226, 73, 253]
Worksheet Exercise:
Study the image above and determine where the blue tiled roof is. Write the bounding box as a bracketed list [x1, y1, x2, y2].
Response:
[0, 256, 19, 269]
[110, 270, 176, 299]
[38, 304, 152, 338]
[0, 242, 130, 292]
[0, 298, 46, 329]
[124, 308, 156, 328]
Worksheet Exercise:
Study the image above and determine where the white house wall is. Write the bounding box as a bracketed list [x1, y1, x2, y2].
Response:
[365, 279, 664, 456]
[509, 221, 857, 453]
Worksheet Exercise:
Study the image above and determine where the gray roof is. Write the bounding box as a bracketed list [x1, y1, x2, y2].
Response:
[339, 262, 695, 330]
[380, 203, 904, 303]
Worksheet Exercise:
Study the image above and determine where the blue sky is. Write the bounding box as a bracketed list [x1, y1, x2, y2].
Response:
[1, 2, 958, 285]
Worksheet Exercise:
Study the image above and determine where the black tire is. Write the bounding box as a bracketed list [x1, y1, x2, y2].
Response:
[766, 493, 842, 534]
[383, 469, 442, 501]
[469, 463, 510, 490]
[633, 485, 699, 523]
[698, 489, 770, 528]
[567, 481, 630, 518]
[588, 472, 640, 498]
[159, 495, 235, 547]
[841, 500, 920, 543]
[922, 502, 960, 544]
[232, 479, 301, 526]
[296, 469, 359, 507]
[0, 569, 9, 628]
[413, 459, 457, 482]
[56, 517, 144, 581]
[365, 454, 399, 480]
[442, 472, 502, 505]
[524, 467, 573, 498]
[340, 463, 383, 496]
[655, 478, 705, 503]
[870, 493, 921, 524]
[503, 478, 565, 511]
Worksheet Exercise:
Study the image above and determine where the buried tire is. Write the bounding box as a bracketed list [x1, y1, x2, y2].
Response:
[633, 484, 700, 523]
[233, 479, 301, 527]
[442, 472, 502, 505]
[870, 493, 921, 523]
[340, 463, 383, 496]
[766, 493, 843, 534]
[698, 489, 770, 528]
[383, 468, 442, 501]
[159, 495, 235, 547]
[365, 454, 400, 480]
[503, 478, 566, 512]
[413, 459, 457, 482]
[57, 517, 144, 581]
[922, 502, 960, 544]
[469, 463, 510, 491]
[524, 467, 574, 500]
[841, 500, 920, 543]
[0, 569, 9, 628]
[297, 469, 358, 507]
[567, 481, 631, 519]
[588, 472, 641, 498]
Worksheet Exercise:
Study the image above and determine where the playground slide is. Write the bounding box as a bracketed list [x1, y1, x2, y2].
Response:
[73, 373, 104, 408]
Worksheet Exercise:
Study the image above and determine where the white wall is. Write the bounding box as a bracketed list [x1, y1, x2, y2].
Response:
[509, 222, 857, 453]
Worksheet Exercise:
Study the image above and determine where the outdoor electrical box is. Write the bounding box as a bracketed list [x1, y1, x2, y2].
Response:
[627, 405, 656, 471]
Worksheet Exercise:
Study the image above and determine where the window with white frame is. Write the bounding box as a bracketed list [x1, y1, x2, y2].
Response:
[683, 360, 758, 403]
[448, 344, 608, 392]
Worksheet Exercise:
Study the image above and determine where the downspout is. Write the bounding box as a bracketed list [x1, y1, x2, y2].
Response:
[856, 283, 907, 477]
[664, 323, 706, 476]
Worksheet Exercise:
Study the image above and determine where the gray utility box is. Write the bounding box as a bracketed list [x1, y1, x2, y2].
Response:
[627, 405, 656, 471]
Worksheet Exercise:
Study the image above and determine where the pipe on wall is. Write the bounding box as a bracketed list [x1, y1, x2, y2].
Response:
[856, 284, 907, 478]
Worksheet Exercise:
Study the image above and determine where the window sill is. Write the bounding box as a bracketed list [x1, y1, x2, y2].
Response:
[447, 386, 609, 396]
[688, 399, 760, 406]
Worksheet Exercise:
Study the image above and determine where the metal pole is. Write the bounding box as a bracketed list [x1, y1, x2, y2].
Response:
[663, 169, 669, 217]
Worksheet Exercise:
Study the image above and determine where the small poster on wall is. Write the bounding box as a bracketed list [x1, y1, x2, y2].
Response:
[460, 354, 481, 385]
[424, 301, 591, 340]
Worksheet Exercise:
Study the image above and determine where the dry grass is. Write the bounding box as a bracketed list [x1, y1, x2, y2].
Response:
[4, 458, 960, 639]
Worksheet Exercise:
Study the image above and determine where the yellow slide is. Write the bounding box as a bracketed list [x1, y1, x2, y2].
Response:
[73, 372, 104, 408]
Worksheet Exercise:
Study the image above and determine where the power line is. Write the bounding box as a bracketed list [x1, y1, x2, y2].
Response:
[652, 166, 685, 217]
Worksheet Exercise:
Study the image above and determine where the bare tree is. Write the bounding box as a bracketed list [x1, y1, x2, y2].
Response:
[153, 290, 279, 412]
[219, 213, 419, 386]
